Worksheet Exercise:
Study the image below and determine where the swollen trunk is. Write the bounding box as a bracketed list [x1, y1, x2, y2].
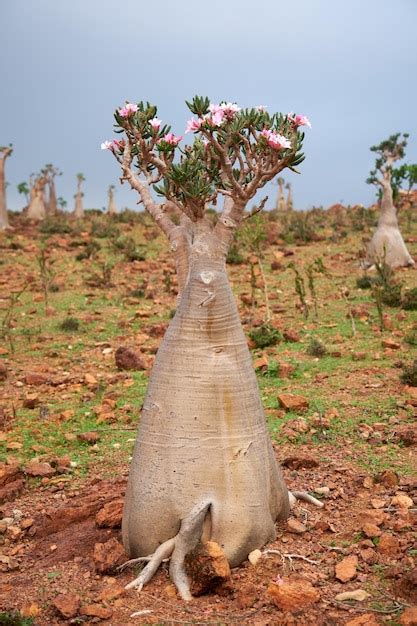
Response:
[123, 244, 289, 566]
[0, 160, 9, 229]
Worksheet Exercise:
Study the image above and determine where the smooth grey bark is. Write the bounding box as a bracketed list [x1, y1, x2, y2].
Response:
[122, 226, 289, 571]
[367, 180, 414, 268]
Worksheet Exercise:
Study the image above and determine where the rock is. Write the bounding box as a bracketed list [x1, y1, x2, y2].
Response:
[360, 547, 378, 564]
[345, 614, 380, 626]
[93, 537, 126, 573]
[393, 425, 417, 447]
[268, 577, 320, 611]
[371, 498, 386, 509]
[23, 394, 41, 409]
[52, 593, 81, 619]
[283, 329, 300, 342]
[378, 533, 400, 556]
[362, 523, 382, 538]
[0, 479, 25, 504]
[184, 541, 231, 596]
[84, 373, 98, 385]
[287, 518, 307, 534]
[98, 584, 126, 602]
[382, 339, 401, 350]
[352, 352, 367, 361]
[282, 456, 319, 469]
[24, 372, 49, 386]
[335, 589, 371, 602]
[391, 494, 413, 509]
[6, 525, 22, 541]
[80, 604, 113, 620]
[95, 499, 123, 528]
[115, 346, 146, 371]
[235, 582, 259, 609]
[278, 363, 296, 378]
[77, 431, 100, 444]
[335, 555, 358, 582]
[24, 461, 56, 477]
[399, 607, 417, 626]
[277, 393, 309, 411]
[361, 509, 386, 527]
[376, 470, 399, 488]
[248, 549, 262, 566]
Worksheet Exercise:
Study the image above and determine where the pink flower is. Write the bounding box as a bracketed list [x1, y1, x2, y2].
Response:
[288, 113, 311, 128]
[119, 103, 138, 118]
[149, 117, 161, 131]
[261, 129, 291, 150]
[158, 133, 183, 147]
[209, 102, 240, 122]
[185, 117, 204, 133]
[113, 139, 126, 150]
[101, 141, 113, 150]
[220, 102, 241, 118]
[256, 105, 267, 112]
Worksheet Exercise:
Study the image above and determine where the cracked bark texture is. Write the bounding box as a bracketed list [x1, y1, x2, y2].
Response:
[122, 223, 289, 569]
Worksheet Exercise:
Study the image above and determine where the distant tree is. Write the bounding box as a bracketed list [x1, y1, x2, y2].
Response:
[17, 181, 30, 206]
[365, 133, 414, 268]
[74, 173, 85, 218]
[57, 196, 67, 210]
[285, 181, 293, 210]
[27, 173, 47, 220]
[107, 184, 117, 214]
[0, 144, 13, 229]
[42, 164, 62, 215]
[275, 176, 286, 211]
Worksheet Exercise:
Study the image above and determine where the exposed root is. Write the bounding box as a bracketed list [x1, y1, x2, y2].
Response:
[118, 555, 157, 572]
[289, 490, 324, 509]
[125, 538, 175, 591]
[124, 501, 211, 601]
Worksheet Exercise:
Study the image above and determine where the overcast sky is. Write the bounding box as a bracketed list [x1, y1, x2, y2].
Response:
[1, 0, 416, 212]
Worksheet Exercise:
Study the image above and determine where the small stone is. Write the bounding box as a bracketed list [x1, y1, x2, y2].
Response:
[115, 346, 146, 371]
[362, 523, 382, 538]
[52, 593, 81, 619]
[268, 577, 320, 611]
[24, 461, 56, 477]
[381, 339, 401, 350]
[360, 548, 378, 564]
[378, 533, 400, 556]
[77, 431, 100, 444]
[399, 607, 417, 626]
[391, 494, 413, 509]
[184, 541, 231, 596]
[282, 456, 319, 470]
[98, 584, 126, 602]
[335, 589, 371, 602]
[93, 537, 125, 574]
[6, 525, 22, 541]
[95, 499, 124, 528]
[248, 549, 262, 566]
[376, 470, 399, 488]
[0, 362, 7, 381]
[371, 498, 386, 509]
[287, 518, 307, 534]
[84, 373, 98, 385]
[235, 582, 259, 609]
[23, 394, 40, 409]
[361, 509, 386, 527]
[345, 614, 380, 626]
[335, 555, 358, 582]
[24, 372, 49, 386]
[277, 393, 309, 411]
[315, 486, 330, 495]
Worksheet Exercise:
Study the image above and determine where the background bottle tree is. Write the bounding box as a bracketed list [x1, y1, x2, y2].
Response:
[17, 181, 30, 209]
[365, 133, 415, 268]
[276, 176, 286, 211]
[285, 181, 293, 210]
[0, 144, 13, 229]
[103, 97, 310, 599]
[107, 184, 117, 214]
[27, 172, 47, 220]
[73, 172, 85, 218]
[42, 163, 62, 216]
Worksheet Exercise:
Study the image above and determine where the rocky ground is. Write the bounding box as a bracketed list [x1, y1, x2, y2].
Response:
[0, 209, 416, 625]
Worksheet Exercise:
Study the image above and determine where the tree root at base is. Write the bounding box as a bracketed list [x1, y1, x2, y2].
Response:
[289, 490, 324, 508]
[124, 502, 210, 601]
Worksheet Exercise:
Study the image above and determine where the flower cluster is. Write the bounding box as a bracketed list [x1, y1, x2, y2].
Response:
[185, 101, 241, 133]
[119, 103, 138, 118]
[260, 129, 291, 151]
[288, 113, 311, 128]
[149, 117, 161, 131]
[157, 132, 183, 148]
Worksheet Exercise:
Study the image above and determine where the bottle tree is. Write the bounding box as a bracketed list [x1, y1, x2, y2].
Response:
[27, 173, 47, 220]
[42, 164, 62, 216]
[73, 173, 85, 218]
[103, 97, 311, 599]
[17, 181, 30, 208]
[285, 181, 293, 210]
[107, 184, 117, 214]
[275, 176, 286, 211]
[0, 145, 13, 229]
[366, 133, 415, 268]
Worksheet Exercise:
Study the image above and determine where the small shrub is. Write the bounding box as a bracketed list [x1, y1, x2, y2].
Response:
[356, 275, 373, 289]
[129, 288, 145, 298]
[249, 323, 281, 349]
[49, 282, 60, 293]
[39, 217, 72, 234]
[402, 287, 417, 311]
[76, 240, 101, 261]
[380, 284, 402, 307]
[404, 330, 417, 346]
[91, 219, 120, 239]
[0, 611, 35, 626]
[400, 359, 417, 386]
[60, 317, 80, 331]
[227, 243, 244, 264]
[307, 337, 327, 357]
